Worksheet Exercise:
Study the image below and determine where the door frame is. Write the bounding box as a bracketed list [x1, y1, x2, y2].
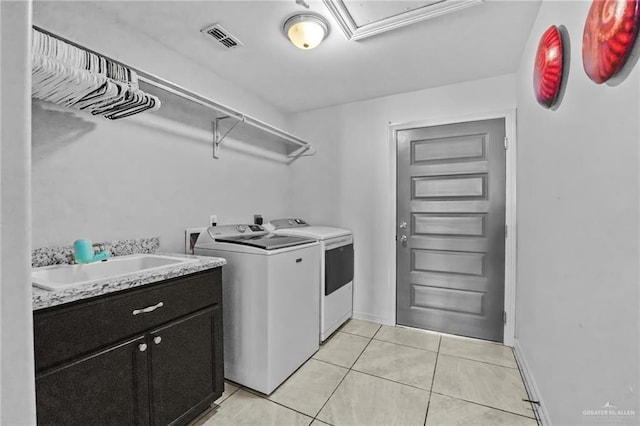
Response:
[388, 109, 517, 346]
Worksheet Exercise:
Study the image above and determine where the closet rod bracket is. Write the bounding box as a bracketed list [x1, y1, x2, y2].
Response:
[212, 115, 245, 159]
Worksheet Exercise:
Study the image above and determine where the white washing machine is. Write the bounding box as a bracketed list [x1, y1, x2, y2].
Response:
[194, 224, 320, 395]
[269, 218, 353, 342]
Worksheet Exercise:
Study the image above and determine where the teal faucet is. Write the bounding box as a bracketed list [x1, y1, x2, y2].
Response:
[73, 239, 111, 264]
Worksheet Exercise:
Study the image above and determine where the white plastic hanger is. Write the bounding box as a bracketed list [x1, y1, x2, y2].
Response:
[31, 28, 158, 119]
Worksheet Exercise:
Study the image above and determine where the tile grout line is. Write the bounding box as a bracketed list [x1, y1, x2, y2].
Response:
[268, 397, 319, 420]
[423, 335, 442, 426]
[371, 336, 440, 354]
[350, 326, 380, 366]
[312, 332, 371, 367]
[339, 329, 381, 339]
[349, 368, 432, 392]
[436, 351, 520, 370]
[311, 327, 379, 425]
[311, 357, 351, 369]
[235, 385, 319, 421]
[430, 391, 538, 420]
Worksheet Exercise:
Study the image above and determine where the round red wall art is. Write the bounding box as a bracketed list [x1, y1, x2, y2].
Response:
[583, 0, 640, 84]
[534, 25, 564, 108]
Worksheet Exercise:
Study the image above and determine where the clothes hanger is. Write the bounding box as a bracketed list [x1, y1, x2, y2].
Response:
[105, 91, 160, 119]
[87, 81, 130, 114]
[32, 28, 158, 119]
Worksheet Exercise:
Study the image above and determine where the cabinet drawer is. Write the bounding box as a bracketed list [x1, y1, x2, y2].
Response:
[34, 268, 221, 372]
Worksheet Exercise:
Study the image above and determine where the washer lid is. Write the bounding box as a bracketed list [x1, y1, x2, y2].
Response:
[273, 226, 351, 240]
[215, 233, 316, 250]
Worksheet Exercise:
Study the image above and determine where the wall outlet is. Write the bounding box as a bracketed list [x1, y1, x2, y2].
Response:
[209, 215, 217, 227]
[185, 227, 207, 255]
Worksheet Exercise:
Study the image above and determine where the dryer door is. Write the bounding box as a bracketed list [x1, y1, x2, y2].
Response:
[325, 243, 354, 296]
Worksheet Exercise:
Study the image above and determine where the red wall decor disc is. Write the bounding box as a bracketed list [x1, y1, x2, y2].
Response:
[583, 0, 640, 84]
[534, 25, 564, 108]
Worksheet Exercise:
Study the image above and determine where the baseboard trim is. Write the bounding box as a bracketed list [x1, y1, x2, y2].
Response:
[352, 311, 394, 326]
[514, 339, 552, 426]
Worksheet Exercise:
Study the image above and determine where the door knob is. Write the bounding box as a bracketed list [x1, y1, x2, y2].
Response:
[153, 336, 162, 345]
[138, 343, 147, 352]
[399, 221, 407, 229]
[400, 235, 408, 244]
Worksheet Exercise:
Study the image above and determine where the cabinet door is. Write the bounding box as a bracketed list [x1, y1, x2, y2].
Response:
[36, 335, 150, 426]
[149, 306, 223, 426]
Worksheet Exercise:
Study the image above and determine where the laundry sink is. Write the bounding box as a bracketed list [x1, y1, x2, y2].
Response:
[33, 254, 198, 291]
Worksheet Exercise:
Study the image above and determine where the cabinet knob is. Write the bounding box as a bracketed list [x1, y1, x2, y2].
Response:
[153, 336, 162, 345]
[138, 343, 147, 352]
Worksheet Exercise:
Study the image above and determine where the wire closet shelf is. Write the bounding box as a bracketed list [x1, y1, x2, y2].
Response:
[31, 26, 315, 162]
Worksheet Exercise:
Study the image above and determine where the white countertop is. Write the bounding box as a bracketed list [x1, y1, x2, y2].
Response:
[32, 253, 226, 311]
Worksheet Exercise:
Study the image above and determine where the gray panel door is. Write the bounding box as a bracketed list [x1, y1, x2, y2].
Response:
[396, 118, 506, 342]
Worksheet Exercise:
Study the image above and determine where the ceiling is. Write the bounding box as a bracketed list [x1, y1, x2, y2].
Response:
[33, 0, 541, 114]
[342, 1, 443, 27]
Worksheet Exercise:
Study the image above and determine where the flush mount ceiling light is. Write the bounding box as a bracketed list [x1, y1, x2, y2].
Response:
[283, 13, 330, 50]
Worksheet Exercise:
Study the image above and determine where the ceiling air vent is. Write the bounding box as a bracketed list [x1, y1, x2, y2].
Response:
[201, 24, 244, 49]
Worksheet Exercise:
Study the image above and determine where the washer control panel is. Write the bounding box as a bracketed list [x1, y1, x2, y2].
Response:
[208, 224, 266, 238]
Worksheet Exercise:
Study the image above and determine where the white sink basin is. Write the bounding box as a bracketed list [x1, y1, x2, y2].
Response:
[33, 254, 199, 291]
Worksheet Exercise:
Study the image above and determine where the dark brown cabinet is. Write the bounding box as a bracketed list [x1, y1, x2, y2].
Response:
[33, 268, 223, 426]
[35, 335, 149, 425]
[149, 306, 223, 425]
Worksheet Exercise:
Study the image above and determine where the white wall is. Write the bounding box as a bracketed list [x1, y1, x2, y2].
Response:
[1, 1, 37, 424]
[31, 3, 299, 251]
[32, 101, 295, 251]
[290, 74, 517, 324]
[515, 1, 640, 425]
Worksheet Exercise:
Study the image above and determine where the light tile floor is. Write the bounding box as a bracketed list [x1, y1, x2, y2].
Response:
[192, 319, 539, 426]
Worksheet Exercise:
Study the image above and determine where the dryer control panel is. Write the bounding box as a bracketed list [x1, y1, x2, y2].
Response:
[270, 218, 309, 229]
